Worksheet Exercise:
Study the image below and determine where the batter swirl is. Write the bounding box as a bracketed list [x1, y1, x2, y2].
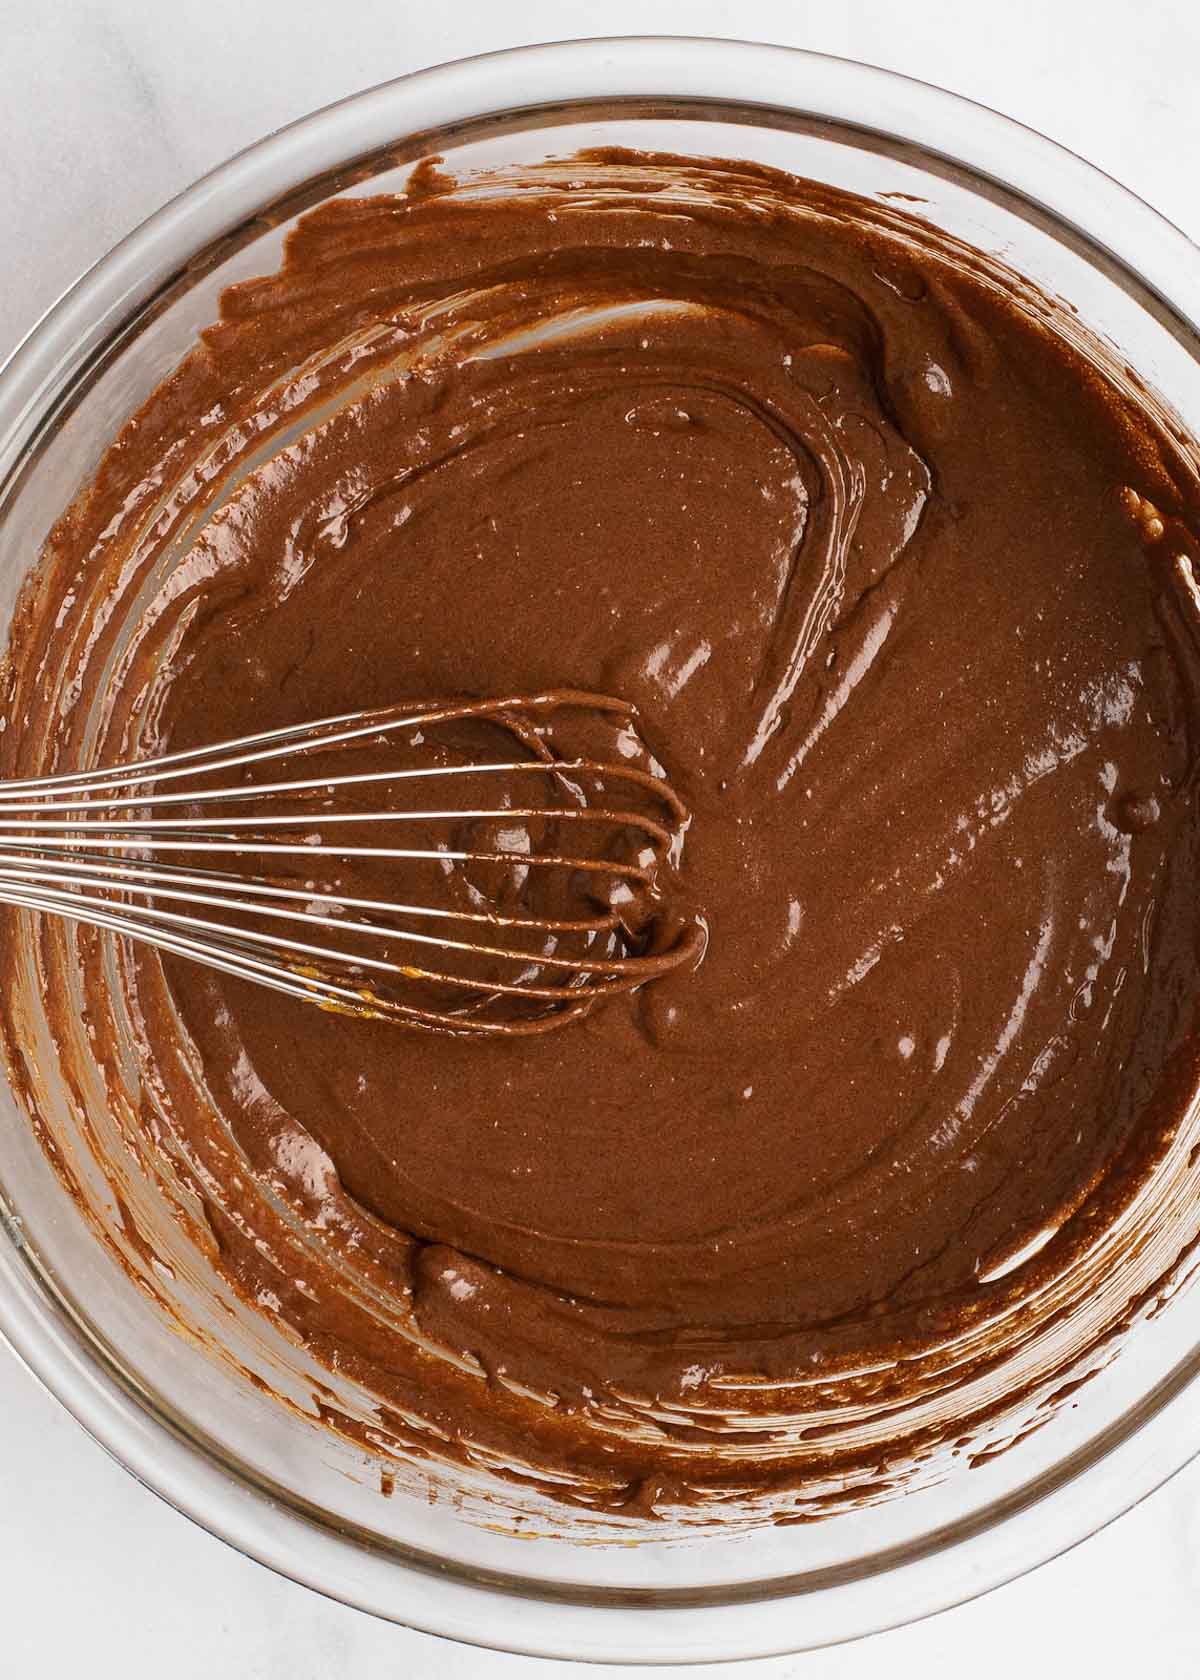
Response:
[5, 151, 1200, 1520]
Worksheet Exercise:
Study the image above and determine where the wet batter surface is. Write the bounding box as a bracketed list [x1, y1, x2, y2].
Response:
[5, 150, 1200, 1517]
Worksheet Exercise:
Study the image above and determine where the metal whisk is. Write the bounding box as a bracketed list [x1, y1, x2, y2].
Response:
[0, 691, 701, 1035]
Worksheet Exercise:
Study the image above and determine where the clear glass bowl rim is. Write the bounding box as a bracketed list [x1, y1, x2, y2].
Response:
[1, 34, 1200, 1665]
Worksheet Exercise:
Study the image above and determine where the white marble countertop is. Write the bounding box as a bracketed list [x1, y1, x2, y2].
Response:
[2, 1, 1200, 1673]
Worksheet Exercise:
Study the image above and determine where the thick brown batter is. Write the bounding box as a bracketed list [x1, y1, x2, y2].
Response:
[5, 150, 1200, 1517]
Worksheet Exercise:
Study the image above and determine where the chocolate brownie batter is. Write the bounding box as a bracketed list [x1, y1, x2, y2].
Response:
[5, 150, 1200, 1517]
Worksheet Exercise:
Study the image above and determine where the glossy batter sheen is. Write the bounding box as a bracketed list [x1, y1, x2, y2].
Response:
[6, 151, 1200, 1516]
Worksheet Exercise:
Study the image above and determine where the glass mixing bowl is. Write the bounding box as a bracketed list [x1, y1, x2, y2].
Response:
[2, 37, 1200, 1665]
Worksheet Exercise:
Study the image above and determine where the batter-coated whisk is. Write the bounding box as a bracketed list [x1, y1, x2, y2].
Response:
[0, 691, 701, 1035]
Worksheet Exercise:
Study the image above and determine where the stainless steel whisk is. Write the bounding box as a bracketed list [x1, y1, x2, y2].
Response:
[0, 691, 700, 1035]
